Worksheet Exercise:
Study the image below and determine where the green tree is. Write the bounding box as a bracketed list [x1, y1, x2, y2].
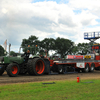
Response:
[40, 38, 55, 56]
[71, 45, 78, 55]
[54, 37, 74, 58]
[76, 43, 90, 55]
[10, 51, 16, 56]
[0, 45, 5, 56]
[21, 35, 40, 54]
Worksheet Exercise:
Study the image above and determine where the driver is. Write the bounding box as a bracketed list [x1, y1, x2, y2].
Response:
[21, 50, 30, 57]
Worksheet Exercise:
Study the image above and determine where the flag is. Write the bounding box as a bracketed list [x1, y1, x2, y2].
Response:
[3, 39, 7, 51]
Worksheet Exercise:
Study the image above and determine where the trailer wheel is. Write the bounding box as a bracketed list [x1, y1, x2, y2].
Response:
[75, 68, 80, 73]
[6, 63, 19, 77]
[90, 63, 95, 72]
[27, 58, 45, 75]
[83, 64, 89, 73]
[0, 65, 5, 75]
[58, 65, 64, 74]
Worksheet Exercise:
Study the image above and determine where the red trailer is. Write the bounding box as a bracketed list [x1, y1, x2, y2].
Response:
[49, 53, 100, 74]
[49, 32, 100, 74]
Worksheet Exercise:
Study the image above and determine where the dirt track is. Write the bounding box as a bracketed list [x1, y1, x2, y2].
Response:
[0, 71, 100, 85]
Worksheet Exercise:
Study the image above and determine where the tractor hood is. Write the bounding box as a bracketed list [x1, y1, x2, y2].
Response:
[3, 56, 24, 64]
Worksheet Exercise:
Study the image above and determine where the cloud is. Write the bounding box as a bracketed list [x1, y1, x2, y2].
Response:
[0, 0, 99, 52]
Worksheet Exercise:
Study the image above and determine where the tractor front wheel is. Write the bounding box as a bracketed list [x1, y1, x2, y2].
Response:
[6, 63, 19, 77]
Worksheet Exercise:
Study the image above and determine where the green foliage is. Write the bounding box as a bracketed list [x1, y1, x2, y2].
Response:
[21, 35, 92, 57]
[76, 43, 90, 55]
[40, 38, 55, 54]
[10, 51, 16, 56]
[0, 45, 5, 56]
[0, 79, 100, 100]
[54, 37, 74, 58]
[21, 35, 40, 54]
[71, 45, 78, 55]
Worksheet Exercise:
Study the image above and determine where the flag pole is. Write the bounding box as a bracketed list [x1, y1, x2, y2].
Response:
[3, 39, 7, 54]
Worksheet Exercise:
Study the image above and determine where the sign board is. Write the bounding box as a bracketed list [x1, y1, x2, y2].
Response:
[77, 63, 85, 68]
[67, 55, 84, 59]
[92, 46, 100, 50]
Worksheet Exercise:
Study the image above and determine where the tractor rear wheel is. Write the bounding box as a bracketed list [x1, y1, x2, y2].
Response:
[19, 64, 27, 75]
[19, 68, 27, 75]
[27, 58, 45, 75]
[6, 63, 19, 77]
[0, 65, 5, 75]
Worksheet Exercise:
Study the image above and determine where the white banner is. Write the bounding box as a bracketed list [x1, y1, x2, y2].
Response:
[77, 63, 85, 68]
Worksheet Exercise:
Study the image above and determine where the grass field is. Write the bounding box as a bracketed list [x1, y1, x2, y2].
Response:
[0, 79, 100, 100]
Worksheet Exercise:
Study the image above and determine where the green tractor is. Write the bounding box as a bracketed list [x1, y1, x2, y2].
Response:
[0, 46, 50, 77]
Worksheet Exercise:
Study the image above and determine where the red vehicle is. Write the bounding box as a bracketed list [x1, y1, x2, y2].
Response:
[49, 32, 100, 74]
[49, 46, 100, 74]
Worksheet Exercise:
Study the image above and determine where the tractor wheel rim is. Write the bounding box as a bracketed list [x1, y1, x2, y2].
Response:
[35, 60, 45, 74]
[86, 67, 89, 71]
[91, 66, 94, 70]
[11, 66, 18, 74]
[59, 69, 62, 72]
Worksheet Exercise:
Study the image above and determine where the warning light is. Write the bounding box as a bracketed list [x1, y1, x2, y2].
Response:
[28, 45, 30, 47]
[36, 45, 37, 47]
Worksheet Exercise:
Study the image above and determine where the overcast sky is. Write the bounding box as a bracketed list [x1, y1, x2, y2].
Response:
[0, 0, 100, 52]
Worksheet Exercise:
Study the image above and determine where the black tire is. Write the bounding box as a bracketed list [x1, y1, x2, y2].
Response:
[27, 58, 45, 76]
[43, 59, 50, 75]
[82, 64, 89, 73]
[19, 64, 27, 75]
[0, 65, 5, 75]
[95, 66, 100, 70]
[75, 68, 80, 73]
[6, 63, 20, 77]
[89, 63, 95, 72]
[19, 69, 27, 75]
[58, 65, 64, 74]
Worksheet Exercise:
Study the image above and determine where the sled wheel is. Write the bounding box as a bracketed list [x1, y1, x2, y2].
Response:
[58, 65, 64, 74]
[75, 68, 81, 73]
[90, 63, 95, 72]
[83, 63, 89, 73]
[6, 63, 19, 77]
[27, 58, 45, 75]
